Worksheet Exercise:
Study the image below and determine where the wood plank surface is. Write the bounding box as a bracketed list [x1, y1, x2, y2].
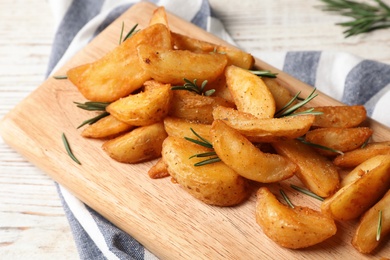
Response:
[1, 2, 390, 259]
[1, 0, 390, 259]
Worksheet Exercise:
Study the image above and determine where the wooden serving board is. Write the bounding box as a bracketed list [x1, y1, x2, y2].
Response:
[1, 2, 389, 259]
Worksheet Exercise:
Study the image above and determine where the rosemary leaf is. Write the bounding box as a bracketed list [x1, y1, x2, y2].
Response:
[189, 151, 218, 159]
[172, 79, 214, 96]
[297, 137, 344, 155]
[119, 21, 125, 44]
[275, 88, 319, 117]
[249, 70, 278, 78]
[377, 209, 383, 241]
[77, 112, 109, 129]
[185, 128, 220, 166]
[53, 75, 68, 79]
[122, 23, 139, 42]
[74, 101, 110, 111]
[194, 157, 221, 166]
[290, 184, 325, 201]
[280, 189, 295, 208]
[62, 133, 81, 165]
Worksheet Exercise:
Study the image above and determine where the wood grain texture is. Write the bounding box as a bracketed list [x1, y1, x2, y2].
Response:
[1, 2, 390, 259]
[1, 0, 390, 259]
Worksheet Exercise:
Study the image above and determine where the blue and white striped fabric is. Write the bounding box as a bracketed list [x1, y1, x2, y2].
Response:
[46, 0, 390, 259]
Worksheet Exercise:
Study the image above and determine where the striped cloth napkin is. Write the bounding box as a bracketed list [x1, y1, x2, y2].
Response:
[46, 0, 390, 259]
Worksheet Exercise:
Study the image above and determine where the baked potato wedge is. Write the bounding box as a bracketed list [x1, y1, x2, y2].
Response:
[81, 115, 134, 139]
[106, 82, 172, 126]
[163, 117, 212, 140]
[225, 65, 275, 118]
[308, 105, 367, 128]
[272, 139, 340, 197]
[255, 187, 337, 249]
[321, 155, 390, 221]
[211, 120, 296, 183]
[148, 158, 169, 179]
[162, 136, 250, 206]
[102, 122, 167, 163]
[352, 189, 390, 254]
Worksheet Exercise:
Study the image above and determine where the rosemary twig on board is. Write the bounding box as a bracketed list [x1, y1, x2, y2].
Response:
[319, 0, 390, 37]
[377, 209, 383, 241]
[62, 133, 81, 165]
[280, 189, 295, 208]
[74, 101, 110, 128]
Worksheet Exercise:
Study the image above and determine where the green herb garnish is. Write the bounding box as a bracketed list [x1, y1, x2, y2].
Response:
[319, 0, 390, 37]
[62, 133, 81, 165]
[296, 137, 344, 155]
[275, 88, 322, 118]
[377, 209, 383, 241]
[280, 189, 295, 208]
[119, 23, 139, 44]
[185, 128, 221, 166]
[290, 184, 325, 201]
[249, 70, 278, 78]
[74, 101, 110, 128]
[53, 75, 68, 79]
[172, 78, 215, 96]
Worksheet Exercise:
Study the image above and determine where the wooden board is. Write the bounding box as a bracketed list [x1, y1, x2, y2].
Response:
[1, 2, 389, 259]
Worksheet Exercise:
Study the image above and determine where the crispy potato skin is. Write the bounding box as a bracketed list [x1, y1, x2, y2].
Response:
[163, 117, 211, 139]
[102, 122, 167, 163]
[262, 78, 295, 112]
[67, 24, 172, 102]
[211, 120, 296, 183]
[272, 139, 340, 197]
[148, 158, 169, 179]
[352, 190, 390, 254]
[225, 65, 276, 118]
[321, 155, 390, 221]
[162, 136, 250, 206]
[309, 105, 367, 128]
[255, 187, 337, 249]
[81, 115, 134, 139]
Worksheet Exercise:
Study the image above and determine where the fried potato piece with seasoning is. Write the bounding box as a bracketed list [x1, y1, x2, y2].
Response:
[171, 32, 254, 69]
[255, 187, 337, 249]
[161, 136, 250, 206]
[321, 155, 390, 221]
[272, 139, 340, 197]
[81, 115, 134, 139]
[211, 120, 296, 183]
[168, 90, 234, 124]
[262, 77, 295, 112]
[163, 117, 211, 140]
[102, 122, 167, 163]
[137, 44, 228, 85]
[148, 158, 169, 179]
[352, 189, 390, 254]
[106, 82, 172, 126]
[308, 105, 367, 128]
[212, 106, 314, 143]
[149, 6, 169, 27]
[225, 65, 275, 118]
[304, 127, 373, 156]
[67, 23, 172, 102]
[334, 141, 390, 168]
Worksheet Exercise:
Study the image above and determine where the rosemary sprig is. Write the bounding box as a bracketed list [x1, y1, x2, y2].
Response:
[319, 0, 390, 37]
[249, 70, 278, 78]
[185, 128, 221, 166]
[297, 137, 344, 155]
[280, 189, 295, 208]
[172, 78, 215, 96]
[74, 101, 110, 128]
[120, 23, 139, 43]
[275, 88, 322, 117]
[62, 133, 81, 165]
[377, 209, 383, 241]
[53, 75, 68, 80]
[290, 184, 325, 201]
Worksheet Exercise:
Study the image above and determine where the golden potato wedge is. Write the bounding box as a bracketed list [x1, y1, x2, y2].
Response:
[272, 139, 340, 197]
[67, 23, 172, 102]
[211, 120, 296, 183]
[148, 158, 169, 179]
[162, 136, 250, 206]
[308, 105, 367, 128]
[137, 44, 228, 85]
[102, 122, 167, 163]
[262, 77, 295, 112]
[212, 106, 314, 142]
[171, 32, 254, 69]
[334, 141, 390, 168]
[81, 115, 134, 139]
[352, 190, 390, 254]
[149, 6, 169, 27]
[304, 127, 373, 156]
[205, 75, 234, 104]
[106, 82, 172, 126]
[225, 65, 275, 118]
[321, 155, 390, 221]
[163, 117, 211, 140]
[255, 187, 337, 249]
[168, 90, 234, 124]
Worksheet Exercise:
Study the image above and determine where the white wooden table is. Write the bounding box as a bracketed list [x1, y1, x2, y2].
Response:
[1, 0, 389, 259]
